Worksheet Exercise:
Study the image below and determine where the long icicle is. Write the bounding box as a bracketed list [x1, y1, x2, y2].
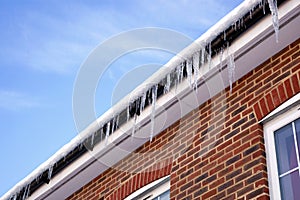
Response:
[267, 0, 279, 43]
[164, 73, 171, 94]
[193, 51, 200, 91]
[227, 53, 235, 93]
[186, 59, 193, 88]
[150, 85, 158, 142]
[105, 121, 110, 145]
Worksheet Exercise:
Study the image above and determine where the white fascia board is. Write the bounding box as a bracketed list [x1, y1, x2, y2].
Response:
[20, 1, 300, 200]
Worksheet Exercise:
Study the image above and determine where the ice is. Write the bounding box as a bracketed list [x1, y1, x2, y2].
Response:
[219, 48, 224, 71]
[140, 92, 146, 112]
[267, 0, 279, 42]
[193, 51, 200, 90]
[175, 64, 184, 91]
[131, 115, 137, 137]
[127, 104, 130, 122]
[115, 115, 119, 130]
[208, 43, 212, 69]
[164, 74, 171, 94]
[175, 65, 180, 90]
[91, 132, 95, 147]
[150, 85, 158, 142]
[227, 53, 236, 93]
[22, 185, 30, 200]
[179, 63, 184, 83]
[201, 47, 205, 66]
[111, 116, 116, 133]
[186, 59, 193, 88]
[2, 1, 272, 199]
[105, 121, 110, 145]
[48, 164, 54, 181]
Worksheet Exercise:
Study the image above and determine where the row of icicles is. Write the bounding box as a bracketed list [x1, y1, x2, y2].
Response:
[9, 0, 280, 199]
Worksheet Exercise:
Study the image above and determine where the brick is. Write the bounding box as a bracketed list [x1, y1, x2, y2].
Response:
[271, 88, 281, 107]
[195, 172, 208, 183]
[259, 98, 268, 116]
[243, 144, 260, 157]
[236, 170, 252, 183]
[246, 188, 264, 199]
[181, 181, 193, 191]
[225, 128, 240, 140]
[218, 180, 234, 192]
[237, 185, 254, 196]
[284, 79, 293, 98]
[226, 154, 241, 166]
[244, 159, 261, 171]
[226, 168, 242, 180]
[291, 74, 300, 93]
[227, 182, 243, 194]
[203, 174, 217, 185]
[247, 172, 265, 184]
[194, 186, 208, 198]
[253, 103, 263, 120]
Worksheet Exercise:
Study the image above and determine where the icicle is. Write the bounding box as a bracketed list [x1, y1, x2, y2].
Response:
[127, 104, 130, 122]
[175, 65, 180, 90]
[223, 31, 226, 41]
[115, 114, 119, 130]
[208, 43, 212, 69]
[262, 0, 266, 14]
[140, 92, 146, 112]
[48, 164, 54, 181]
[91, 132, 95, 147]
[179, 63, 184, 83]
[186, 58, 193, 88]
[100, 126, 104, 141]
[150, 85, 158, 142]
[227, 53, 235, 93]
[131, 114, 137, 138]
[164, 73, 171, 94]
[22, 184, 30, 200]
[201, 47, 205, 66]
[13, 194, 17, 200]
[193, 51, 200, 91]
[111, 116, 116, 133]
[267, 0, 279, 43]
[105, 121, 110, 145]
[250, 9, 253, 19]
[219, 48, 224, 71]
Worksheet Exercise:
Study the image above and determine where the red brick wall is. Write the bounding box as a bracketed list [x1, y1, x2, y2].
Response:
[67, 38, 300, 200]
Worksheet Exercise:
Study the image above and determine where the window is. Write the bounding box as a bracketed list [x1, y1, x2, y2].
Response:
[264, 93, 300, 200]
[125, 176, 170, 200]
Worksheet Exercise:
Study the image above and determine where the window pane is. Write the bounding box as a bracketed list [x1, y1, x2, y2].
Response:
[275, 123, 297, 174]
[279, 170, 300, 200]
[294, 118, 300, 154]
[159, 190, 170, 200]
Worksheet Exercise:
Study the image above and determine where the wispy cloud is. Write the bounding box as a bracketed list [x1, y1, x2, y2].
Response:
[1, 0, 237, 75]
[0, 90, 41, 111]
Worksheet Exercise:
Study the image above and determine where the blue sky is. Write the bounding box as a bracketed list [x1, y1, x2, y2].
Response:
[0, 0, 243, 196]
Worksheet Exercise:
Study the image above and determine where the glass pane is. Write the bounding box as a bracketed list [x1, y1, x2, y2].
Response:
[275, 123, 297, 174]
[279, 170, 300, 200]
[155, 190, 170, 200]
[294, 118, 300, 154]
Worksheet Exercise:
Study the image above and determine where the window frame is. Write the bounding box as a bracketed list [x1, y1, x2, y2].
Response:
[263, 93, 300, 200]
[124, 176, 170, 200]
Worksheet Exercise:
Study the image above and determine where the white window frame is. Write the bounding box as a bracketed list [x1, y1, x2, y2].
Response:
[124, 176, 170, 200]
[263, 93, 300, 200]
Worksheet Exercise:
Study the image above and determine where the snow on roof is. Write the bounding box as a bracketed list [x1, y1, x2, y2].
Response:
[2, 0, 274, 199]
